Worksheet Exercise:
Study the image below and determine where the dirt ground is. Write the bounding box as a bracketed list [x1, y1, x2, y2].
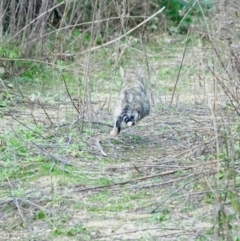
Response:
[0, 95, 224, 241]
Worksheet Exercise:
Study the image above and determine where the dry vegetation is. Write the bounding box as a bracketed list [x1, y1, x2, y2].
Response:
[0, 0, 240, 240]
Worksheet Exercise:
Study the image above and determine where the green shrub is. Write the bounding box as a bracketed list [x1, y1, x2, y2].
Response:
[159, 0, 213, 33]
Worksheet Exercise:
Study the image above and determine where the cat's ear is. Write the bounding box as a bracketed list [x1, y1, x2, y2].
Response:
[120, 66, 125, 79]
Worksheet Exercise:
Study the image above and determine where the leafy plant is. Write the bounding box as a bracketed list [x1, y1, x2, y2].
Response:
[67, 225, 86, 236]
[159, 0, 213, 33]
[153, 212, 169, 222]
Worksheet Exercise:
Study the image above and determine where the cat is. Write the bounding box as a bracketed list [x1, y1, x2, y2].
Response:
[110, 67, 150, 136]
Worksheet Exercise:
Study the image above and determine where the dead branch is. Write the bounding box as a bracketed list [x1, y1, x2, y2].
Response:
[74, 167, 192, 192]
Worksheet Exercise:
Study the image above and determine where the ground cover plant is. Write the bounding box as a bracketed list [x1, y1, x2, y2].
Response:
[0, 0, 240, 240]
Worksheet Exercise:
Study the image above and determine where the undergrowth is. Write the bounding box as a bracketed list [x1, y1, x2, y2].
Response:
[1, 1, 240, 240]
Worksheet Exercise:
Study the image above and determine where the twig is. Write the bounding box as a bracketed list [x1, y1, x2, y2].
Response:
[134, 175, 197, 190]
[6, 173, 25, 222]
[24, 15, 159, 46]
[17, 198, 52, 214]
[74, 167, 192, 192]
[10, 1, 65, 41]
[96, 139, 107, 157]
[93, 228, 183, 240]
[37, 99, 54, 126]
[170, 29, 189, 107]
[55, 115, 83, 128]
[151, 175, 202, 213]
[172, 137, 216, 158]
[133, 164, 143, 174]
[29, 141, 72, 166]
[79, 7, 165, 55]
[62, 74, 80, 114]
[154, 0, 199, 71]
[12, 197, 26, 222]
[56, 119, 112, 128]
[107, 164, 184, 172]
[10, 115, 48, 141]
[91, 121, 113, 128]
[0, 78, 14, 102]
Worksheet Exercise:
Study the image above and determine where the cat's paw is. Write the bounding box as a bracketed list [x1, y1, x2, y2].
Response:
[110, 129, 118, 136]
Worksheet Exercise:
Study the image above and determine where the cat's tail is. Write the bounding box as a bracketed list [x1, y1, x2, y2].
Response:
[121, 106, 135, 126]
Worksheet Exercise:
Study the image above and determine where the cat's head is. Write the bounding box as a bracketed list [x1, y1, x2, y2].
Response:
[120, 66, 145, 84]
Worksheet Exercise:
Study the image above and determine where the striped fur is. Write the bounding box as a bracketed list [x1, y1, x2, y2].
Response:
[110, 69, 150, 136]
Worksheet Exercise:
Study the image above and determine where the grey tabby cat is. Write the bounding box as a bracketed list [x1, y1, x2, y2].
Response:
[110, 67, 150, 136]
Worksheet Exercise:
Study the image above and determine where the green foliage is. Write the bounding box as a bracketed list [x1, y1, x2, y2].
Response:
[153, 209, 170, 223]
[37, 211, 46, 219]
[0, 46, 58, 86]
[21, 63, 53, 84]
[67, 225, 87, 236]
[0, 128, 41, 160]
[123, 134, 142, 144]
[53, 224, 87, 237]
[205, 193, 215, 204]
[0, 91, 9, 107]
[159, 0, 213, 33]
[0, 99, 7, 107]
[0, 44, 20, 59]
[53, 227, 63, 236]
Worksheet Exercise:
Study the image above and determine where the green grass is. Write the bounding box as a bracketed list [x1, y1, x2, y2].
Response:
[1, 32, 240, 240]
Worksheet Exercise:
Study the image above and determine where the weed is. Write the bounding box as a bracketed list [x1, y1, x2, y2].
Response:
[37, 211, 46, 220]
[67, 225, 87, 236]
[53, 227, 63, 236]
[153, 212, 169, 222]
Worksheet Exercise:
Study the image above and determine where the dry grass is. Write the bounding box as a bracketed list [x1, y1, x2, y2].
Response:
[1, 1, 240, 240]
[0, 90, 239, 240]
